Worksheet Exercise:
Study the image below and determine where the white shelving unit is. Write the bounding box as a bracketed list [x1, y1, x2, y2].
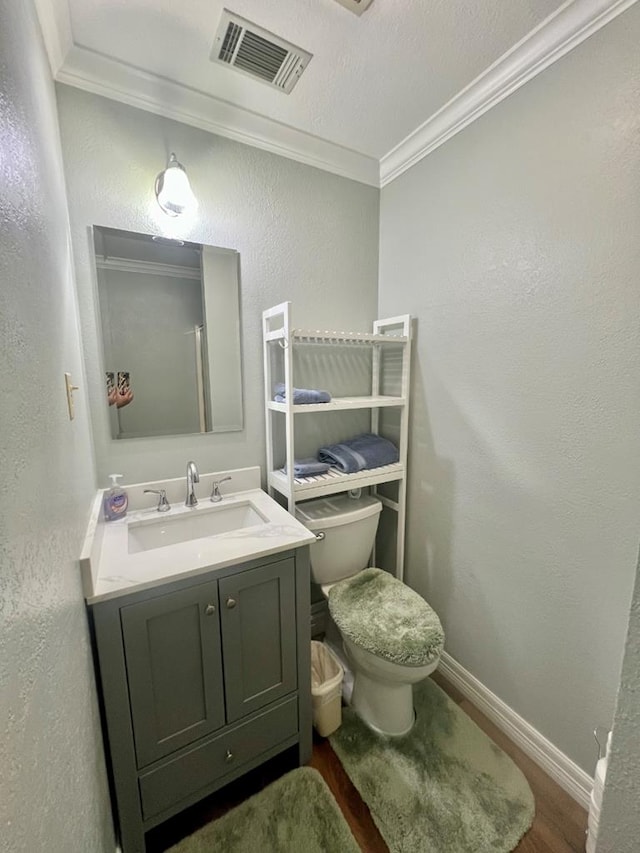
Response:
[262, 302, 411, 579]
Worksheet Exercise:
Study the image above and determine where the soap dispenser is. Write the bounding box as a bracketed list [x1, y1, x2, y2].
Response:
[103, 474, 128, 521]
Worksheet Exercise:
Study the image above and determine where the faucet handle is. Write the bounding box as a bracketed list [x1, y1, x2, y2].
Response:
[210, 476, 232, 503]
[144, 489, 171, 512]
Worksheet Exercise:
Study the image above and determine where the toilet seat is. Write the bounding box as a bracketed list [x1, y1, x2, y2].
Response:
[328, 568, 444, 667]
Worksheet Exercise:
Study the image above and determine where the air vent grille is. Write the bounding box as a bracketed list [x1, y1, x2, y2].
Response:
[211, 11, 312, 94]
[233, 30, 288, 82]
[219, 21, 242, 63]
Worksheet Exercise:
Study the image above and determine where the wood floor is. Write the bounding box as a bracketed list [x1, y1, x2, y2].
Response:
[146, 672, 588, 853]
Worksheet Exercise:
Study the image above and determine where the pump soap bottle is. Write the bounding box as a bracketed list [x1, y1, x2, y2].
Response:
[104, 474, 128, 521]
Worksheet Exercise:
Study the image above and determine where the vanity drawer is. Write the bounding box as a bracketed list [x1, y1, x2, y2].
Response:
[139, 695, 298, 820]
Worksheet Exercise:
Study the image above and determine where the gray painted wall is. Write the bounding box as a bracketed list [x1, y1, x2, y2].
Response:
[0, 2, 113, 851]
[56, 85, 380, 485]
[596, 551, 640, 852]
[378, 6, 640, 773]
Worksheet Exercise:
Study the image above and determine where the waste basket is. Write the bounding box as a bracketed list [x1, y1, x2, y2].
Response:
[310, 641, 344, 737]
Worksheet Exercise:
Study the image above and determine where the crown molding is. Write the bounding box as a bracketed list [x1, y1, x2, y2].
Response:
[33, 0, 73, 77]
[56, 44, 379, 187]
[95, 257, 201, 281]
[380, 0, 639, 187]
[36, 0, 637, 188]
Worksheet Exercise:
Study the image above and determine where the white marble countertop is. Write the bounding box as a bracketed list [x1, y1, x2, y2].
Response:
[80, 467, 315, 604]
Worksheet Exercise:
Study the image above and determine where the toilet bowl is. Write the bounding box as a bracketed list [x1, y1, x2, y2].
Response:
[295, 494, 444, 736]
[343, 637, 439, 736]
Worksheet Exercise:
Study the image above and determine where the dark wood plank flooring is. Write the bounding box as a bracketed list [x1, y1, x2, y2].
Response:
[146, 672, 588, 852]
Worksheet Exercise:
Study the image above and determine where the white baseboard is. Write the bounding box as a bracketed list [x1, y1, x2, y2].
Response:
[438, 652, 593, 810]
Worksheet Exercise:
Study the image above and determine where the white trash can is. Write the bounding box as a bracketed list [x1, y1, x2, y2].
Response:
[311, 641, 344, 737]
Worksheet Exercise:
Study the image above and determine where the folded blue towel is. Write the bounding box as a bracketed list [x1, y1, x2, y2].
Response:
[274, 383, 331, 405]
[284, 458, 332, 478]
[318, 433, 399, 474]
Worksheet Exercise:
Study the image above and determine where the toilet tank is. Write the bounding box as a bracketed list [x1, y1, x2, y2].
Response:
[295, 494, 382, 585]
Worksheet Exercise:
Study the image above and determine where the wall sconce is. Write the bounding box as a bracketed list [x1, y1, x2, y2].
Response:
[155, 153, 197, 217]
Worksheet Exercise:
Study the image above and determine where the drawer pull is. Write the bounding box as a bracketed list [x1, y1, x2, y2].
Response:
[205, 604, 216, 615]
[225, 749, 234, 763]
[226, 597, 237, 609]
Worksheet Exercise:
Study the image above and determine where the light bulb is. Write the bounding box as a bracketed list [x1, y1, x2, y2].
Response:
[155, 153, 197, 217]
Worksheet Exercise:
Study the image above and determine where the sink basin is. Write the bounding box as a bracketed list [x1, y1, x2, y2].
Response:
[128, 501, 268, 554]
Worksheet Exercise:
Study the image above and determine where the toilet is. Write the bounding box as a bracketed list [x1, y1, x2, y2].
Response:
[296, 494, 444, 737]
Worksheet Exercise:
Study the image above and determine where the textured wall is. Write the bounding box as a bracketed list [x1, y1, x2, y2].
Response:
[0, 2, 113, 852]
[596, 552, 640, 852]
[378, 5, 640, 773]
[55, 85, 379, 485]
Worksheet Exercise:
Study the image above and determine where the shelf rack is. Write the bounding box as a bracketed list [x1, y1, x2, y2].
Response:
[266, 395, 405, 414]
[262, 302, 412, 579]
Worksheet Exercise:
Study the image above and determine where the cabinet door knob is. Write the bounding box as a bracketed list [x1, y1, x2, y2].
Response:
[205, 604, 216, 615]
[225, 749, 234, 763]
[226, 597, 237, 609]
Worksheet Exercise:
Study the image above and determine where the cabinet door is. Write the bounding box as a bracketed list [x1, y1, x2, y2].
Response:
[219, 559, 297, 723]
[121, 580, 225, 768]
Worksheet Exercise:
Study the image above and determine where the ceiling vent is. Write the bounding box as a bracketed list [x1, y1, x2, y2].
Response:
[333, 0, 374, 15]
[211, 10, 312, 94]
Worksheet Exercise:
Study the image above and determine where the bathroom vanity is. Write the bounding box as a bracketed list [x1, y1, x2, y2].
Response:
[80, 467, 315, 853]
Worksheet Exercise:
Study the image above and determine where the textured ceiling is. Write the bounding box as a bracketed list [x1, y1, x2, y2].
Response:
[65, 0, 565, 159]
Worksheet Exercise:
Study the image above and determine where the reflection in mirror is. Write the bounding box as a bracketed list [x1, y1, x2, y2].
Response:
[93, 226, 243, 439]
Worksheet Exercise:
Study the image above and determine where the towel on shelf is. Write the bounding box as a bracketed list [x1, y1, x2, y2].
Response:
[318, 433, 399, 474]
[284, 458, 332, 478]
[274, 383, 331, 405]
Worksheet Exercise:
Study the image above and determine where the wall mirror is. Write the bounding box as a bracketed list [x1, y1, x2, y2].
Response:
[92, 226, 243, 439]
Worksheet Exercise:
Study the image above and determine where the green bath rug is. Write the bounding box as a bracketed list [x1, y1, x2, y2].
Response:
[330, 677, 535, 853]
[166, 766, 360, 853]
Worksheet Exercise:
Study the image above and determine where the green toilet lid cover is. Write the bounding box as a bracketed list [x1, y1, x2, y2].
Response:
[328, 568, 444, 667]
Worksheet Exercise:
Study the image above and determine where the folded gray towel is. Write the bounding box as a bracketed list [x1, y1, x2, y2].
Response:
[318, 433, 399, 474]
[274, 383, 331, 405]
[284, 458, 332, 478]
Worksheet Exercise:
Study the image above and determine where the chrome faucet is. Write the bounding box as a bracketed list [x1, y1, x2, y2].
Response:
[185, 460, 200, 507]
[210, 476, 232, 503]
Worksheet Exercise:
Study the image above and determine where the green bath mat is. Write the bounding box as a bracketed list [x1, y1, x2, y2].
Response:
[166, 766, 360, 853]
[330, 677, 535, 853]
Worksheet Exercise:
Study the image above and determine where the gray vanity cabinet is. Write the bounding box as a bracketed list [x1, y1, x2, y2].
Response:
[120, 579, 225, 767]
[90, 548, 311, 853]
[219, 559, 297, 722]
